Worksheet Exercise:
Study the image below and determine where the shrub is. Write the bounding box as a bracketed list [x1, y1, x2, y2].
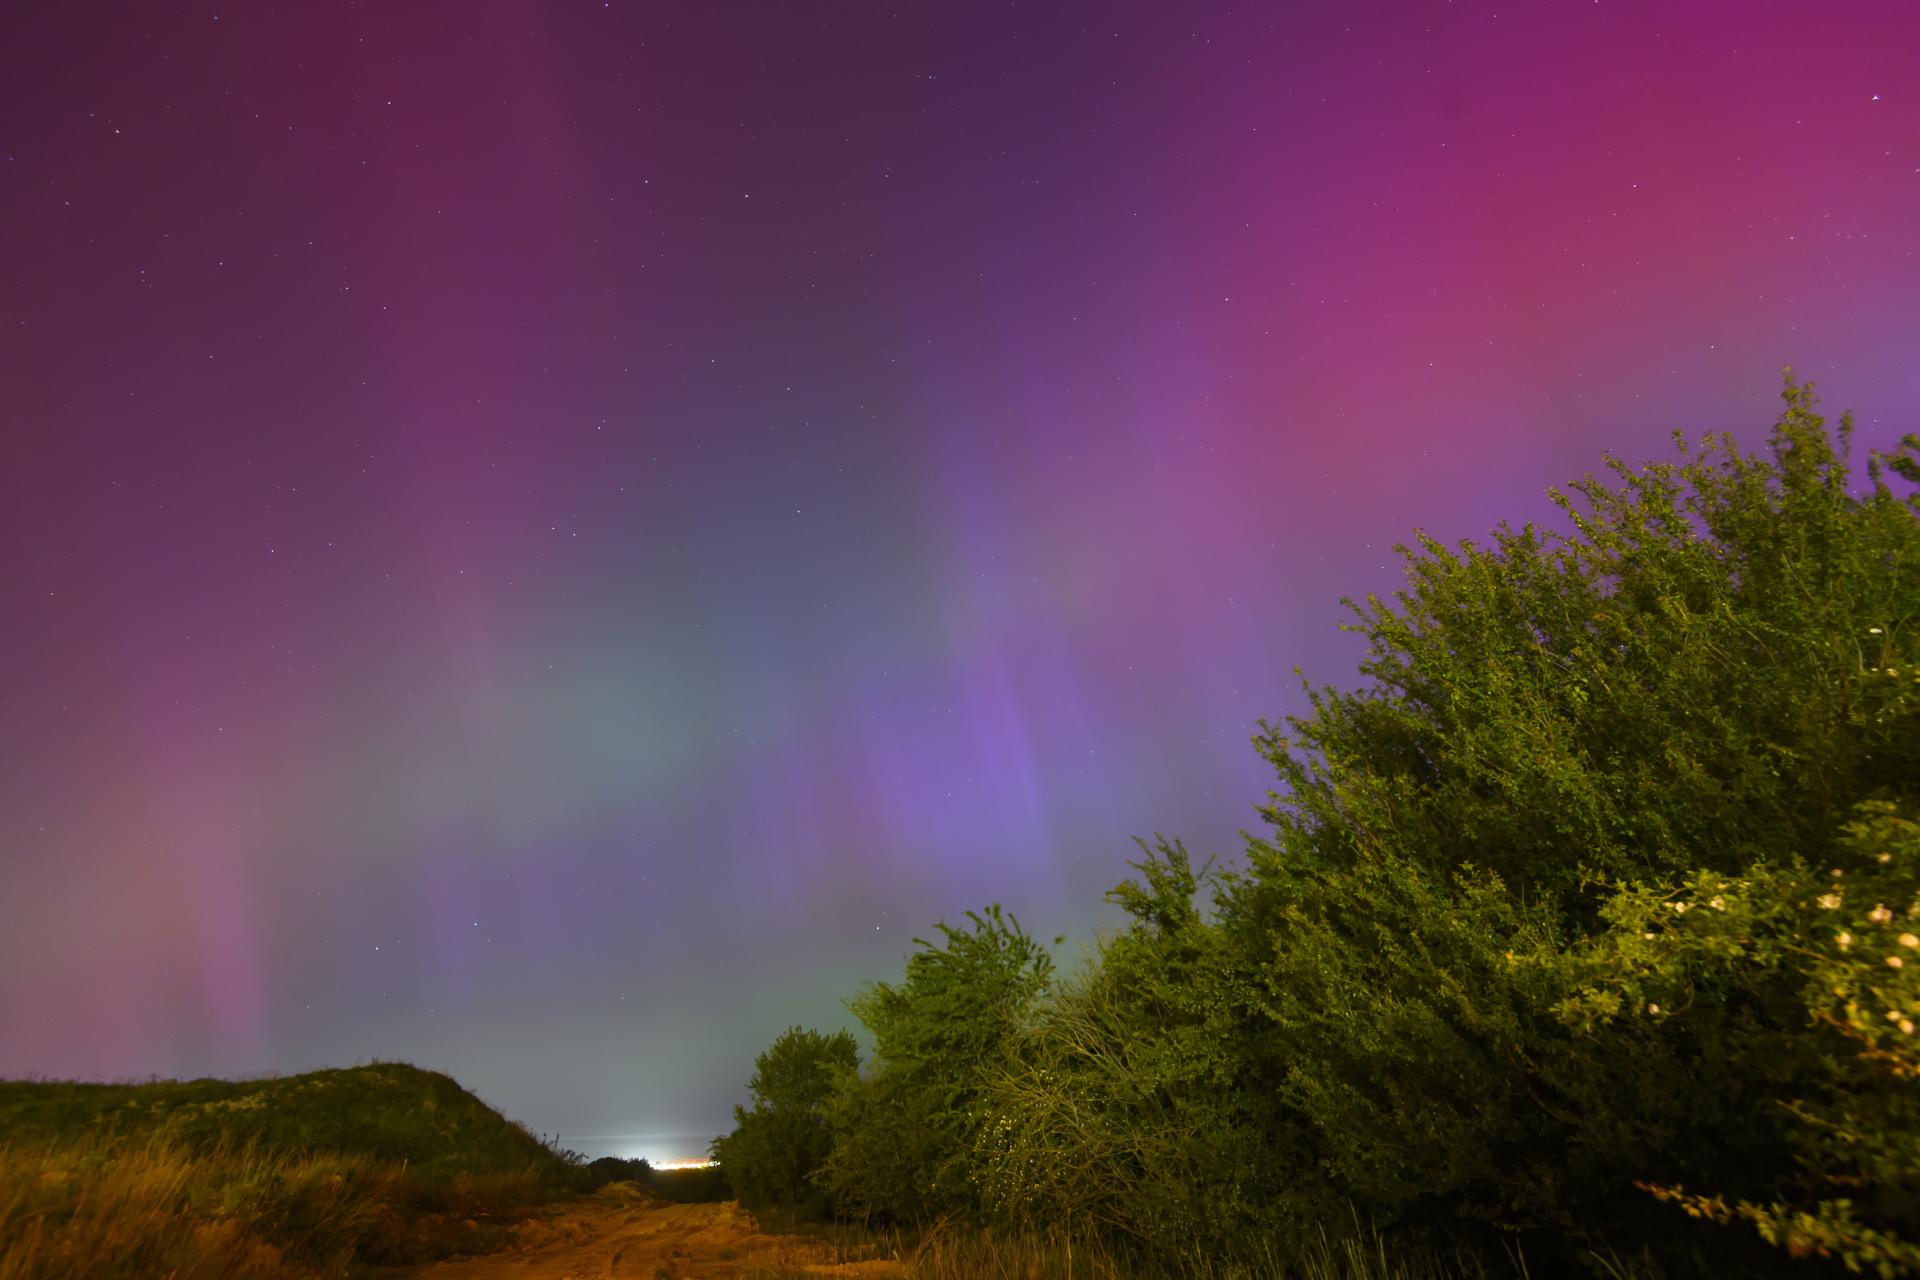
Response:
[821, 906, 1055, 1222]
[977, 841, 1304, 1253]
[748, 377, 1920, 1275]
[711, 1026, 858, 1218]
[1559, 799, 1920, 1273]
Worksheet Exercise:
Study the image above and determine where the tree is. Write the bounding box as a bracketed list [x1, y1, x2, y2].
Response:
[711, 1026, 857, 1219]
[754, 376, 1920, 1274]
[1254, 376, 1918, 907]
[1559, 800, 1920, 1274]
[1224, 375, 1920, 1262]
[978, 841, 1304, 1254]
[820, 905, 1055, 1221]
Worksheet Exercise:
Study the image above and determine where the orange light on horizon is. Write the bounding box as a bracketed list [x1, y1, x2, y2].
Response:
[652, 1158, 718, 1171]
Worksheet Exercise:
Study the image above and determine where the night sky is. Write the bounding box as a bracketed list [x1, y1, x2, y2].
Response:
[3, 2, 1918, 1162]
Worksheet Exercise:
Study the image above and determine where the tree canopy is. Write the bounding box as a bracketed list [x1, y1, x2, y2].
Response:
[714, 377, 1920, 1275]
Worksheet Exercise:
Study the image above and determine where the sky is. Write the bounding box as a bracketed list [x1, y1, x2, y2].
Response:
[2, 0, 1917, 1162]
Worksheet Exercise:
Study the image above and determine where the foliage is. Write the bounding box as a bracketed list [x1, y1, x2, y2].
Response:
[976, 840, 1306, 1253]
[711, 1026, 858, 1218]
[734, 377, 1920, 1275]
[1211, 374, 1920, 1267]
[1560, 800, 1920, 1274]
[816, 1063, 946, 1224]
[1250, 378, 1918, 908]
[819, 905, 1056, 1222]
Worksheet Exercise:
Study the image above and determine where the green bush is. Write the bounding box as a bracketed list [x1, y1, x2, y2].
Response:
[977, 841, 1306, 1253]
[1559, 800, 1920, 1274]
[711, 1026, 857, 1218]
[734, 377, 1920, 1276]
[1214, 376, 1920, 1267]
[819, 905, 1055, 1223]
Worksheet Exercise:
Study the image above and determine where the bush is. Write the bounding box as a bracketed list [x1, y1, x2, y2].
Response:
[819, 905, 1056, 1223]
[711, 1026, 858, 1219]
[734, 377, 1920, 1275]
[1214, 375, 1920, 1267]
[977, 841, 1305, 1253]
[1560, 800, 1920, 1274]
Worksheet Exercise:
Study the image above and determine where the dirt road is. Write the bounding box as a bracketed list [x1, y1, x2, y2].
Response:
[404, 1187, 905, 1280]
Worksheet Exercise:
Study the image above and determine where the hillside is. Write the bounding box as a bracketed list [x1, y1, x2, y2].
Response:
[0, 1062, 586, 1278]
[0, 1061, 567, 1182]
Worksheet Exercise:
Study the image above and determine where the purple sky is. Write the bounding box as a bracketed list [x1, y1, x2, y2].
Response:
[3, 1, 1917, 1160]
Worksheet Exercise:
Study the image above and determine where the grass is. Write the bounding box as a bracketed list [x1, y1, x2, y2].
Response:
[0, 1060, 567, 1182]
[714, 1213, 1559, 1280]
[0, 1061, 584, 1279]
[892, 1226, 1526, 1280]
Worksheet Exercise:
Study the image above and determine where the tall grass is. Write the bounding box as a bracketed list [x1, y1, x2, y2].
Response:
[0, 1129, 573, 1279]
[894, 1225, 1529, 1280]
[0, 1132, 390, 1278]
[888, 1226, 1689, 1280]
[722, 1215, 1580, 1280]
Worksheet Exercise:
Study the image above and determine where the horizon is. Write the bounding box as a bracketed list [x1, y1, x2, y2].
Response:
[4, 0, 1919, 1147]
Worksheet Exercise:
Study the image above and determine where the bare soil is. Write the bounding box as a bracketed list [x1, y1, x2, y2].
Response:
[400, 1186, 906, 1280]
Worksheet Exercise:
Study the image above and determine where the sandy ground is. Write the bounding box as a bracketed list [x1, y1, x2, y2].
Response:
[402, 1187, 906, 1280]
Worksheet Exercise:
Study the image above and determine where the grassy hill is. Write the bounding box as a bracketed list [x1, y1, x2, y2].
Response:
[0, 1061, 588, 1279]
[0, 1061, 568, 1181]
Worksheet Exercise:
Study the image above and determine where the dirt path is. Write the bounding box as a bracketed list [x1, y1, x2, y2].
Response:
[403, 1188, 904, 1280]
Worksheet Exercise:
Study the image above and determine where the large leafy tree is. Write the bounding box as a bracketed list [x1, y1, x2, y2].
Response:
[1254, 377, 1917, 907]
[1223, 376, 1920, 1261]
